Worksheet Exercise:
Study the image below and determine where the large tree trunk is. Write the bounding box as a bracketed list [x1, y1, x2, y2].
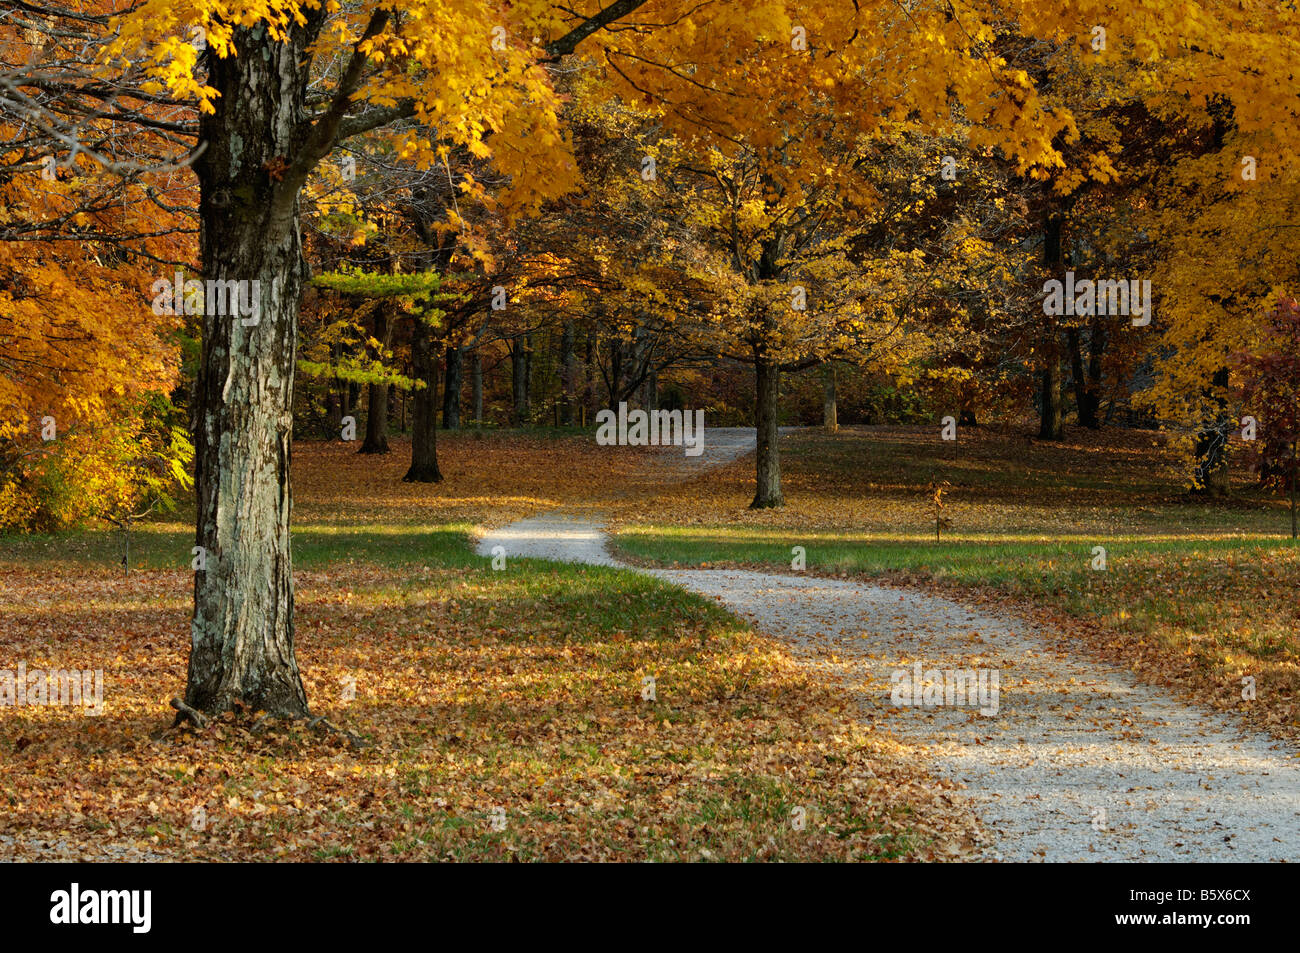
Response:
[471, 349, 483, 424]
[751, 348, 784, 508]
[822, 362, 838, 433]
[559, 322, 576, 425]
[442, 345, 462, 429]
[187, 18, 323, 718]
[405, 316, 443, 482]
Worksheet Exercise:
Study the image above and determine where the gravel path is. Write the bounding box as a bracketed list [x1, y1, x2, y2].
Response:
[478, 427, 766, 568]
[477, 428, 1300, 862]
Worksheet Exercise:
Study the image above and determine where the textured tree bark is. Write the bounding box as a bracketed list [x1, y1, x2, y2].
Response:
[404, 316, 443, 482]
[442, 345, 462, 429]
[471, 349, 483, 424]
[822, 362, 838, 433]
[751, 348, 784, 509]
[187, 18, 325, 718]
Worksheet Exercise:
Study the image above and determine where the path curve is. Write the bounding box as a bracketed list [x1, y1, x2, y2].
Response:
[477, 429, 1300, 862]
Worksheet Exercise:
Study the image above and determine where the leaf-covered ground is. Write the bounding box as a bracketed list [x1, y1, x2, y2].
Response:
[0, 432, 978, 862]
[610, 425, 1300, 747]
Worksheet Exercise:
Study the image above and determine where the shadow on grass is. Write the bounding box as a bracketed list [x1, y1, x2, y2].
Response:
[0, 523, 485, 572]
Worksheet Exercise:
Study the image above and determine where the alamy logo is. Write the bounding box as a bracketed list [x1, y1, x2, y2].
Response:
[595, 401, 705, 457]
[150, 272, 264, 325]
[890, 661, 1000, 716]
[0, 662, 103, 715]
[1042, 271, 1152, 326]
[50, 883, 151, 933]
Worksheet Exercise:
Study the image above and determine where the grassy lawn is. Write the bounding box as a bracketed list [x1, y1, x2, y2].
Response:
[610, 425, 1300, 743]
[0, 432, 976, 861]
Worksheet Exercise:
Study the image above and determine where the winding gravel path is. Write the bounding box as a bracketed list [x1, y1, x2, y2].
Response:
[477, 429, 1300, 862]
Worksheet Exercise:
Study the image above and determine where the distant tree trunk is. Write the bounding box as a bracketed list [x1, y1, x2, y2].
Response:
[404, 317, 443, 482]
[442, 344, 462, 429]
[1067, 324, 1105, 429]
[326, 388, 341, 436]
[510, 336, 531, 426]
[339, 379, 353, 425]
[822, 362, 838, 433]
[525, 333, 534, 418]
[1066, 328, 1093, 429]
[1194, 367, 1231, 496]
[582, 332, 595, 421]
[326, 341, 342, 436]
[751, 346, 783, 509]
[642, 365, 658, 412]
[606, 336, 622, 412]
[471, 349, 483, 424]
[1086, 328, 1105, 424]
[559, 322, 576, 425]
[1039, 354, 1064, 440]
[345, 381, 360, 427]
[360, 305, 392, 454]
[1195, 427, 1230, 496]
[1039, 208, 1065, 441]
[359, 381, 390, 453]
[1291, 441, 1297, 539]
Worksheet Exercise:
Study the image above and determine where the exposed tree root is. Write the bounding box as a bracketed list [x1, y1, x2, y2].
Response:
[163, 697, 366, 748]
[169, 696, 209, 729]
